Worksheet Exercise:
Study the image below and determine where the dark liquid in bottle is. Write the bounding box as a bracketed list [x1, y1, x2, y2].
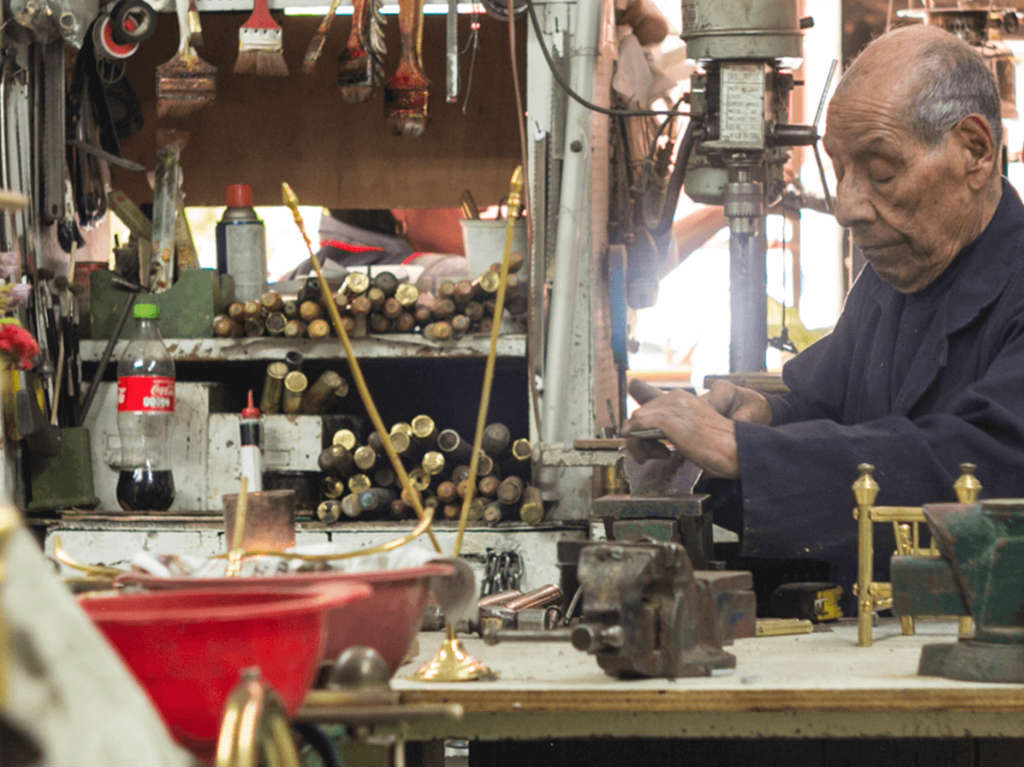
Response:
[117, 468, 175, 511]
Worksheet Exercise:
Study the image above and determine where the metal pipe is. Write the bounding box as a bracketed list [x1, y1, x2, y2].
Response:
[539, 0, 602, 494]
[728, 226, 767, 372]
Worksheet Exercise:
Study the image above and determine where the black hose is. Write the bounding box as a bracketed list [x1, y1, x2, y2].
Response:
[648, 118, 697, 238]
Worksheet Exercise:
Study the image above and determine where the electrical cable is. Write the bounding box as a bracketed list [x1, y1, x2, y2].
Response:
[524, 0, 690, 119]
[506, 0, 543, 437]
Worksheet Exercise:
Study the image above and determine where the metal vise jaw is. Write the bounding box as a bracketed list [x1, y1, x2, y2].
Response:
[571, 540, 753, 679]
[892, 499, 1024, 683]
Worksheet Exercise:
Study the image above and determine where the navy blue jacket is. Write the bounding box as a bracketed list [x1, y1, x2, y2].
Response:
[734, 180, 1024, 584]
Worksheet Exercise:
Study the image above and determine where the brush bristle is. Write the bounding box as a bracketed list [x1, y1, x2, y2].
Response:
[234, 49, 289, 77]
[340, 84, 374, 104]
[155, 52, 217, 118]
[385, 85, 429, 137]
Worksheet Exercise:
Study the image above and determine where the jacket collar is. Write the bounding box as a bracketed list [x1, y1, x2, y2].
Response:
[864, 179, 1024, 414]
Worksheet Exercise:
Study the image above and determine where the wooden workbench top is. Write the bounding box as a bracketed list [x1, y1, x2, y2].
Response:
[380, 620, 1024, 739]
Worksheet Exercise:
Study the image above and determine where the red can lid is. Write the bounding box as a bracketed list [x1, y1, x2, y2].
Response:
[241, 389, 260, 419]
[225, 184, 253, 208]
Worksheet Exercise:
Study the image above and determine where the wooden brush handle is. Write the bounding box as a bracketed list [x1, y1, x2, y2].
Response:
[242, 0, 276, 30]
[343, 0, 369, 58]
[395, 0, 426, 83]
[174, 0, 190, 55]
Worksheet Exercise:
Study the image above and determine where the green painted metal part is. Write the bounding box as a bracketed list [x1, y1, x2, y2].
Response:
[891, 500, 1024, 682]
[27, 426, 99, 511]
[891, 556, 968, 617]
[89, 269, 233, 339]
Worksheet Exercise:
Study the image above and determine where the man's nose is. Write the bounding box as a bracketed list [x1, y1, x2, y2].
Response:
[833, 172, 876, 228]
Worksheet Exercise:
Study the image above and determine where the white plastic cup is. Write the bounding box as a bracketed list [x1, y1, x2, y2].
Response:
[459, 219, 527, 276]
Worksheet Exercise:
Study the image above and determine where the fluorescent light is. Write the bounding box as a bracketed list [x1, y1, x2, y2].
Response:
[284, 2, 485, 15]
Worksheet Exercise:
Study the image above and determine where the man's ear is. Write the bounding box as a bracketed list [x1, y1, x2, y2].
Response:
[954, 114, 997, 187]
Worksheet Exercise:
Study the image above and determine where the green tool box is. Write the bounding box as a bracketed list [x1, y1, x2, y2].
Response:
[89, 269, 234, 339]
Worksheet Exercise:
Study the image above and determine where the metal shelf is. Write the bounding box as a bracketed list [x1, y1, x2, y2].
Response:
[80, 333, 526, 362]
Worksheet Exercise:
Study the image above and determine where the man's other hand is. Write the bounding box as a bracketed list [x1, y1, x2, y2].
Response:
[623, 379, 740, 478]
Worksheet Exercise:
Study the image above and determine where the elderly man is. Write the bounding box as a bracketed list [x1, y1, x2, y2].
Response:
[624, 24, 1020, 588]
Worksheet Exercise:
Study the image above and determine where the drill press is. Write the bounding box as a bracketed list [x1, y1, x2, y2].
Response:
[675, 0, 827, 372]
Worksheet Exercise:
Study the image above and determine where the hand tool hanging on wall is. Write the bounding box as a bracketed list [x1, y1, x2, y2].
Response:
[302, 0, 343, 75]
[38, 40, 66, 227]
[445, 0, 457, 102]
[234, 0, 288, 76]
[149, 143, 179, 291]
[336, 0, 385, 102]
[155, 0, 216, 119]
[385, 0, 429, 136]
[67, 18, 142, 229]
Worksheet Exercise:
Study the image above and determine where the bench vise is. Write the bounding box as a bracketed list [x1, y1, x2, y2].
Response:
[891, 499, 1024, 683]
[570, 540, 754, 678]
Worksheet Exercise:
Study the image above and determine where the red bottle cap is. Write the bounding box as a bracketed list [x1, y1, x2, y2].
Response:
[225, 184, 253, 208]
[241, 389, 260, 419]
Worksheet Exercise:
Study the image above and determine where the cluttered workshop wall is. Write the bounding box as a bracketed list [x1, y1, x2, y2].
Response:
[112, 13, 525, 208]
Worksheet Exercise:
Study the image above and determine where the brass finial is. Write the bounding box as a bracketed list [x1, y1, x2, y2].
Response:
[852, 463, 880, 513]
[953, 462, 982, 504]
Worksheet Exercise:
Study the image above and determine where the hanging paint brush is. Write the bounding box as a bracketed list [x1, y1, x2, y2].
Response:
[234, 0, 288, 77]
[187, 0, 203, 47]
[302, 0, 343, 75]
[337, 0, 385, 102]
[155, 0, 216, 119]
[385, 0, 429, 136]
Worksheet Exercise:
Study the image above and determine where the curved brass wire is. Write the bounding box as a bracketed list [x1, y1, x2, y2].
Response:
[51, 535, 126, 577]
[453, 165, 523, 557]
[281, 181, 441, 557]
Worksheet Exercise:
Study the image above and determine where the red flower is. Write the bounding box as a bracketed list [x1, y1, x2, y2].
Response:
[0, 322, 39, 369]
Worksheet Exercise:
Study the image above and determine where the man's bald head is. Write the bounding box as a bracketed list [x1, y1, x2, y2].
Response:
[837, 24, 1002, 155]
[823, 24, 1004, 293]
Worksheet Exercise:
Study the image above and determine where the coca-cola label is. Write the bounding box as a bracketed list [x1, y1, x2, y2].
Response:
[118, 376, 175, 413]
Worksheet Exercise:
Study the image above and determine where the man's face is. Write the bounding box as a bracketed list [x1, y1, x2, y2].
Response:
[823, 79, 977, 293]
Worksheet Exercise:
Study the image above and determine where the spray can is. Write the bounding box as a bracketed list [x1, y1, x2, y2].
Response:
[216, 183, 266, 302]
[239, 389, 262, 492]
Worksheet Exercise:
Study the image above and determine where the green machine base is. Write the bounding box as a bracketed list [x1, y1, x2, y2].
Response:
[89, 268, 233, 339]
[28, 426, 99, 511]
[919, 640, 1024, 683]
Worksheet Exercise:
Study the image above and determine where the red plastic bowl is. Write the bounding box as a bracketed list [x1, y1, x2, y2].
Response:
[115, 564, 453, 674]
[79, 584, 371, 754]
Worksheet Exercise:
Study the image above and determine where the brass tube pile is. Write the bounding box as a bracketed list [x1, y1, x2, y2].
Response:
[258, 358, 350, 416]
[314, 416, 542, 526]
[212, 258, 528, 340]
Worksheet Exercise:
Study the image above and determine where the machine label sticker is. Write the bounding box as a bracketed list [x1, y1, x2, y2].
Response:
[118, 376, 175, 412]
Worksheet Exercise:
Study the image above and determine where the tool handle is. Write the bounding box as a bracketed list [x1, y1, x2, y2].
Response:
[174, 0, 190, 55]
[241, 0, 279, 30]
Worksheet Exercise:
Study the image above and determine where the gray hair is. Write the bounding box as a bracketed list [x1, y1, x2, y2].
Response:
[908, 37, 1003, 153]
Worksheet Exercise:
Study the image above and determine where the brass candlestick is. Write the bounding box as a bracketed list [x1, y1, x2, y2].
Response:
[410, 166, 525, 683]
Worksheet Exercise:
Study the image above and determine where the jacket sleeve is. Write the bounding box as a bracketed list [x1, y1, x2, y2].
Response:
[734, 310, 1024, 563]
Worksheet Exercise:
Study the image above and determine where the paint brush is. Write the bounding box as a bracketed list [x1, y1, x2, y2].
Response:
[155, 0, 216, 119]
[302, 0, 343, 75]
[337, 0, 386, 102]
[234, 0, 289, 77]
[385, 0, 429, 136]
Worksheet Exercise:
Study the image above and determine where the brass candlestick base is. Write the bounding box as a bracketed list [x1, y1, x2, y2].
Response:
[409, 627, 495, 682]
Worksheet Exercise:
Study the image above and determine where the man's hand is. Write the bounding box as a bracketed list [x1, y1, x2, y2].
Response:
[622, 379, 742, 478]
[702, 380, 773, 424]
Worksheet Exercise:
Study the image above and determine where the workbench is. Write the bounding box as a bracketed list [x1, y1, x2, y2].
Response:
[381, 619, 1024, 751]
